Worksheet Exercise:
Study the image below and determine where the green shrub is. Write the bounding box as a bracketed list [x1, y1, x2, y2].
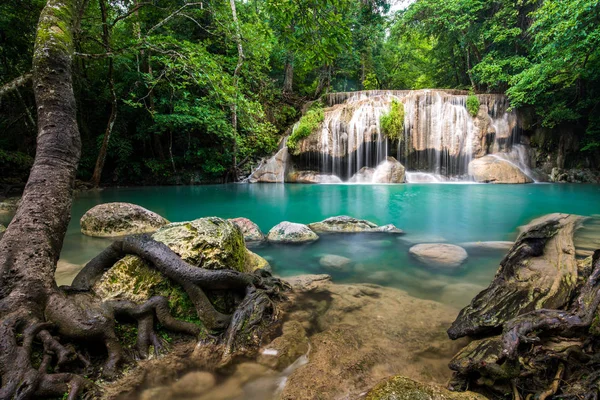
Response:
[287, 102, 324, 153]
[466, 94, 480, 117]
[380, 99, 405, 141]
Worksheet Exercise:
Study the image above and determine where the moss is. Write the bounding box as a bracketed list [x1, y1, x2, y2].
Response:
[366, 375, 487, 400]
[590, 313, 600, 336]
[467, 94, 480, 117]
[115, 323, 138, 349]
[35, 2, 75, 58]
[287, 102, 325, 154]
[380, 99, 405, 141]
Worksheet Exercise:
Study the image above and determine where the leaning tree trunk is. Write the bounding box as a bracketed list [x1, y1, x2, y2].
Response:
[0, 0, 87, 397]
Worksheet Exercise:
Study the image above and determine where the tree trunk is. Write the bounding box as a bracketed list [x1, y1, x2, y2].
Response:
[283, 53, 294, 93]
[229, 0, 244, 182]
[314, 64, 332, 98]
[91, 0, 117, 188]
[0, 3, 289, 397]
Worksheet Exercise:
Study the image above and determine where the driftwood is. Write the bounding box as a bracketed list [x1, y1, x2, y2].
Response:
[448, 213, 600, 399]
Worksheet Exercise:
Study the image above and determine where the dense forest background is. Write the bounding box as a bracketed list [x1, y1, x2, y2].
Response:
[1, 0, 599, 187]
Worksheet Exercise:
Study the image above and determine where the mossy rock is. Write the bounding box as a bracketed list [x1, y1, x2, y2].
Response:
[80, 202, 169, 237]
[93, 217, 271, 320]
[366, 376, 487, 400]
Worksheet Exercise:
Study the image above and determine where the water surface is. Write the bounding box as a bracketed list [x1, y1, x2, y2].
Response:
[55, 183, 600, 307]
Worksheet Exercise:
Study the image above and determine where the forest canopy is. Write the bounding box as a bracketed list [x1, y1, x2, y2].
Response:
[1, 0, 599, 187]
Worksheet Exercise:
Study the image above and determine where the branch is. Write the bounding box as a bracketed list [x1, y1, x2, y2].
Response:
[110, 2, 153, 27]
[0, 73, 32, 98]
[146, 2, 204, 35]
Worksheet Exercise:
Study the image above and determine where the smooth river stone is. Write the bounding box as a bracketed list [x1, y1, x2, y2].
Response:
[228, 217, 265, 243]
[408, 243, 468, 269]
[468, 155, 533, 184]
[267, 221, 319, 243]
[80, 202, 169, 237]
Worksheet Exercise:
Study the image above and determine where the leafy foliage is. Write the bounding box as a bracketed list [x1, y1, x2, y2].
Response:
[466, 95, 480, 117]
[380, 99, 405, 141]
[287, 102, 325, 153]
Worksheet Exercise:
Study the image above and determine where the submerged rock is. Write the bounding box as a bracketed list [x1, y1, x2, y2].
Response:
[448, 213, 583, 339]
[279, 277, 468, 399]
[308, 215, 403, 234]
[372, 157, 406, 183]
[409, 244, 468, 269]
[257, 321, 309, 370]
[286, 171, 342, 184]
[366, 375, 487, 400]
[267, 221, 319, 243]
[80, 202, 169, 237]
[319, 254, 352, 270]
[468, 155, 533, 184]
[228, 217, 265, 243]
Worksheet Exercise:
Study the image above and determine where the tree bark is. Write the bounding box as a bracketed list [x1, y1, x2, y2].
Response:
[229, 0, 245, 182]
[91, 0, 118, 188]
[283, 53, 294, 93]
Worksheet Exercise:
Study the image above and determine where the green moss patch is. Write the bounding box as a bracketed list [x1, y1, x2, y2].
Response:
[380, 99, 405, 141]
[287, 102, 325, 154]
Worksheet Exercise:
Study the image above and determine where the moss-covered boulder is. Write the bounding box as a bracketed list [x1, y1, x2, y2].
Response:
[93, 217, 271, 320]
[366, 376, 487, 400]
[308, 215, 403, 234]
[80, 202, 169, 237]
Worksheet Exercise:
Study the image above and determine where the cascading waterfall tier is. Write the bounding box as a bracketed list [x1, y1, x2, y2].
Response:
[291, 89, 524, 181]
[248, 90, 534, 183]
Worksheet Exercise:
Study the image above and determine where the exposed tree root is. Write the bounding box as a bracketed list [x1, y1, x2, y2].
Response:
[0, 235, 289, 399]
[449, 249, 600, 399]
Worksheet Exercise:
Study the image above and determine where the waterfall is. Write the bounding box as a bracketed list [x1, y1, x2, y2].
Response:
[250, 90, 533, 183]
[294, 89, 524, 181]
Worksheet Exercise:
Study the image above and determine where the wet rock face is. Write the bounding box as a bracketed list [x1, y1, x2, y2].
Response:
[247, 147, 290, 183]
[366, 375, 488, 400]
[372, 157, 406, 183]
[266, 221, 319, 243]
[228, 217, 265, 243]
[468, 156, 533, 184]
[308, 215, 403, 234]
[80, 202, 169, 237]
[409, 244, 469, 269]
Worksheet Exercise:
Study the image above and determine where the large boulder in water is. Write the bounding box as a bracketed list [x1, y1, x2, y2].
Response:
[80, 202, 169, 237]
[247, 147, 289, 183]
[468, 155, 533, 184]
[93, 217, 270, 319]
[286, 171, 342, 184]
[308, 215, 403, 234]
[267, 221, 319, 243]
[372, 157, 406, 183]
[228, 217, 265, 243]
[409, 243, 468, 269]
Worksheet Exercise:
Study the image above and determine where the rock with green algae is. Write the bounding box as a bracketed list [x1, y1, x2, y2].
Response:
[93, 217, 271, 318]
[308, 215, 403, 234]
[366, 376, 487, 400]
[80, 202, 169, 237]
